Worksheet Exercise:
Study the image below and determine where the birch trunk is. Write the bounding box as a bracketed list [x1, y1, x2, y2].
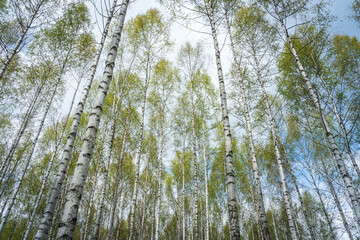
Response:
[326, 139, 353, 208]
[139, 165, 149, 240]
[190, 78, 200, 240]
[81, 174, 97, 240]
[55, 2, 129, 238]
[306, 117, 354, 239]
[48, 151, 74, 240]
[271, 209, 279, 240]
[0, 138, 29, 200]
[292, 204, 300, 239]
[202, 123, 209, 240]
[0, 72, 61, 236]
[155, 128, 164, 240]
[250, 41, 298, 239]
[23, 78, 80, 240]
[265, 180, 279, 240]
[273, 0, 360, 227]
[0, 0, 46, 79]
[308, 53, 360, 180]
[35, 1, 119, 238]
[92, 99, 119, 240]
[249, 183, 264, 240]
[315, 63, 360, 179]
[128, 55, 150, 240]
[0, 197, 8, 222]
[182, 156, 186, 240]
[224, 11, 270, 240]
[207, 5, 241, 239]
[239, 46, 269, 240]
[106, 129, 127, 240]
[92, 72, 132, 240]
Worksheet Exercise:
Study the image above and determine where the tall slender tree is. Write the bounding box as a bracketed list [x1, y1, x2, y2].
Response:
[34, 1, 119, 238]
[230, 4, 298, 239]
[55, 1, 130, 238]
[126, 9, 171, 239]
[267, 0, 360, 228]
[0, 0, 56, 79]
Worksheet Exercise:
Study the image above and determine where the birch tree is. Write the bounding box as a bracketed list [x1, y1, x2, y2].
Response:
[231, 5, 298, 239]
[267, 0, 360, 228]
[223, 5, 271, 239]
[148, 59, 179, 240]
[177, 42, 205, 240]
[35, 1, 120, 238]
[0, 65, 62, 236]
[125, 9, 171, 239]
[55, 1, 130, 238]
[0, 0, 57, 79]
[159, 1, 242, 237]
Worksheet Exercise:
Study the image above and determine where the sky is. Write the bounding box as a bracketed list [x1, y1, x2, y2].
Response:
[330, 0, 359, 38]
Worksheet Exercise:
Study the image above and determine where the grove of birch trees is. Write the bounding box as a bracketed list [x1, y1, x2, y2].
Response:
[1, 0, 360, 239]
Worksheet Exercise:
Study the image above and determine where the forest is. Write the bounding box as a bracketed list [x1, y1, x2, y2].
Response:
[0, 0, 360, 239]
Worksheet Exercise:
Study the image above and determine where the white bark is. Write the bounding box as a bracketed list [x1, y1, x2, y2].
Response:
[81, 174, 97, 240]
[306, 117, 354, 239]
[0, 138, 30, 200]
[249, 39, 298, 238]
[106, 129, 127, 240]
[277, 129, 316, 239]
[319, 154, 354, 240]
[249, 183, 263, 240]
[273, 0, 360, 228]
[190, 77, 199, 240]
[224, 11, 270, 240]
[48, 149, 73, 240]
[207, 5, 241, 239]
[315, 63, 360, 179]
[271, 208, 279, 240]
[202, 123, 209, 240]
[34, 1, 119, 238]
[155, 128, 164, 240]
[55, 1, 129, 238]
[139, 165, 149, 240]
[23, 77, 81, 240]
[182, 156, 186, 240]
[300, 144, 336, 239]
[128, 55, 151, 240]
[92, 94, 120, 240]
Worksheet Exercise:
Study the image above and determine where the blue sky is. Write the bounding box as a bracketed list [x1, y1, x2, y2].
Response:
[330, 0, 359, 38]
